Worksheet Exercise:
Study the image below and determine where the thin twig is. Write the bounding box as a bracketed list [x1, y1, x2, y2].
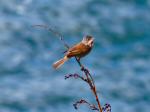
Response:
[73, 99, 99, 111]
[65, 73, 88, 82]
[32, 24, 69, 49]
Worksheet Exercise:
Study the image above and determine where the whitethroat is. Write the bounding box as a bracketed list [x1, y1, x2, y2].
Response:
[53, 35, 94, 69]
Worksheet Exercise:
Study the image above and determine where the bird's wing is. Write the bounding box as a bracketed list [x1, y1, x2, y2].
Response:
[66, 43, 84, 57]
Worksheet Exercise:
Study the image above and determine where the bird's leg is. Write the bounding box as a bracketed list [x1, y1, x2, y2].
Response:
[76, 57, 80, 61]
[77, 58, 88, 72]
[75, 57, 82, 69]
[77, 57, 85, 71]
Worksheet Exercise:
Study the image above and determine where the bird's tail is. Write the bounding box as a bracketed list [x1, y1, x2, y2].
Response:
[53, 56, 68, 69]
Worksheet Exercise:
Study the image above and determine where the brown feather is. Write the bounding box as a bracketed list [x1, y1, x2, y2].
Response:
[66, 43, 91, 58]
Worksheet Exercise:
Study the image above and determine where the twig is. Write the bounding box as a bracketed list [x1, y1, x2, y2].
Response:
[73, 99, 99, 111]
[32, 24, 69, 49]
[64, 73, 87, 82]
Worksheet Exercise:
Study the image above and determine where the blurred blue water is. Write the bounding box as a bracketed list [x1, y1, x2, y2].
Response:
[0, 0, 150, 112]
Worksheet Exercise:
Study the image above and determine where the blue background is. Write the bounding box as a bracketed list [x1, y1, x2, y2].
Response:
[0, 0, 150, 112]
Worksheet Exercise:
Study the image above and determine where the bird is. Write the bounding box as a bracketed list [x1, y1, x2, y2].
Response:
[53, 35, 94, 69]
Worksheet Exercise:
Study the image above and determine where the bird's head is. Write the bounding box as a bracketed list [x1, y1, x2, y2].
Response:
[82, 35, 94, 47]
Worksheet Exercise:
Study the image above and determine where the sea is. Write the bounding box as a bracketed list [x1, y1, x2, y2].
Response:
[0, 0, 150, 112]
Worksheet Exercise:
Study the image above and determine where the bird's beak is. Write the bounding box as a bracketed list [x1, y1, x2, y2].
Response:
[89, 38, 94, 47]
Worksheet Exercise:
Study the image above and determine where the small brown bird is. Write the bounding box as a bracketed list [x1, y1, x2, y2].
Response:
[53, 35, 94, 69]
